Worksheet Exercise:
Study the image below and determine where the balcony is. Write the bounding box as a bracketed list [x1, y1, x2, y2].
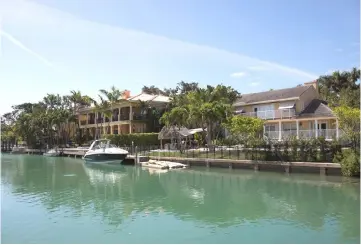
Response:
[264, 129, 339, 140]
[120, 114, 130, 120]
[87, 119, 95, 125]
[96, 118, 103, 124]
[133, 113, 148, 120]
[240, 109, 296, 120]
[80, 120, 87, 126]
[112, 115, 119, 122]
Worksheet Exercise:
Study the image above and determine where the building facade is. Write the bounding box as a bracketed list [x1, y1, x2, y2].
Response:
[233, 81, 340, 141]
[77, 92, 169, 137]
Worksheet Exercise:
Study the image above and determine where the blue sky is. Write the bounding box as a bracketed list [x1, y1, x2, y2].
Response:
[0, 0, 359, 114]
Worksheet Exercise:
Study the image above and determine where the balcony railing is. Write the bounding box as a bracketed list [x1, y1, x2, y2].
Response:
[87, 119, 95, 125]
[264, 129, 338, 140]
[80, 120, 87, 126]
[96, 118, 103, 124]
[240, 109, 296, 120]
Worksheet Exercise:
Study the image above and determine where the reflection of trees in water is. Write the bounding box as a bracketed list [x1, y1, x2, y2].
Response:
[1, 155, 360, 240]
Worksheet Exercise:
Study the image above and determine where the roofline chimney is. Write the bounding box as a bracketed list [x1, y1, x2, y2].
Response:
[304, 80, 318, 92]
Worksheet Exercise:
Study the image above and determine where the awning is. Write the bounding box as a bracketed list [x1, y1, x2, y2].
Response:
[234, 109, 244, 114]
[279, 101, 295, 109]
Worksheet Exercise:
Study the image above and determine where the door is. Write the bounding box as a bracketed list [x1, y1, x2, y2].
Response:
[318, 123, 327, 137]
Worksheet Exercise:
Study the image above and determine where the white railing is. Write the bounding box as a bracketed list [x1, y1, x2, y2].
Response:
[240, 109, 296, 120]
[264, 129, 338, 140]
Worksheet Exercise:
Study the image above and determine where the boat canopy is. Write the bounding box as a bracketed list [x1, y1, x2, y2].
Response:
[158, 126, 207, 140]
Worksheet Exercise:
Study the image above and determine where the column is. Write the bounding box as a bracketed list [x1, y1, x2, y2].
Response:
[278, 121, 282, 141]
[118, 125, 121, 134]
[129, 105, 133, 120]
[129, 123, 132, 134]
[336, 119, 339, 139]
[296, 120, 299, 139]
[110, 125, 113, 135]
[263, 125, 266, 136]
[315, 119, 318, 138]
[86, 113, 89, 124]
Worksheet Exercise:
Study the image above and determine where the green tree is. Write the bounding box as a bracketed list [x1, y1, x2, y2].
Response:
[317, 68, 360, 108]
[333, 106, 360, 151]
[223, 116, 264, 142]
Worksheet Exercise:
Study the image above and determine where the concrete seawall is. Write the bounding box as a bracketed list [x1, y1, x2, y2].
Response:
[149, 156, 342, 176]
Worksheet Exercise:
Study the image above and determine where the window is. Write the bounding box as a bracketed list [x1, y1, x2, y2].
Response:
[265, 125, 276, 131]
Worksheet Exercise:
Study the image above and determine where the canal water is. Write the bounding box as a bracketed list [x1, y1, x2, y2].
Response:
[1, 154, 360, 244]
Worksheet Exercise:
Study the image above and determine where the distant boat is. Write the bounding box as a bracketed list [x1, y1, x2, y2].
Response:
[83, 139, 128, 165]
[11, 145, 26, 154]
[43, 148, 60, 157]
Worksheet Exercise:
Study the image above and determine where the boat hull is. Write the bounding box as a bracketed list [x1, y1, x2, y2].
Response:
[83, 153, 127, 165]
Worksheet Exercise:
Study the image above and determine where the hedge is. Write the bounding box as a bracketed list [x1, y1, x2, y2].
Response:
[105, 133, 160, 146]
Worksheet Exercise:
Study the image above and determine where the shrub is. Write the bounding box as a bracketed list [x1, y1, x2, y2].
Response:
[290, 137, 299, 161]
[335, 149, 360, 177]
[105, 133, 160, 146]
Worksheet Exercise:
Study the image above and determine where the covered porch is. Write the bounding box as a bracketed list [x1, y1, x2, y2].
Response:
[263, 117, 340, 141]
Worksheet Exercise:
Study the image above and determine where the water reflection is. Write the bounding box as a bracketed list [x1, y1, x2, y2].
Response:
[1, 154, 360, 243]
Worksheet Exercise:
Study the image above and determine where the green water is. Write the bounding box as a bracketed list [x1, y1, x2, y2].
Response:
[1, 154, 360, 244]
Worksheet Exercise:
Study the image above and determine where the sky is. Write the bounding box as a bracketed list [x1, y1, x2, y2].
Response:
[0, 0, 359, 114]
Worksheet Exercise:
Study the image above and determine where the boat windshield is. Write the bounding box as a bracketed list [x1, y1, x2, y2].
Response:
[90, 140, 117, 150]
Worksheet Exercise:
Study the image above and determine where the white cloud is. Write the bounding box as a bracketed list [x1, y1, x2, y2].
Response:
[0, 0, 318, 81]
[230, 72, 247, 78]
[249, 82, 260, 86]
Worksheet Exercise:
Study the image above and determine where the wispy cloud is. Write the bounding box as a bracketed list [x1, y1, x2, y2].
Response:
[247, 66, 270, 71]
[230, 72, 247, 78]
[249, 82, 260, 86]
[0, 29, 53, 67]
[0, 0, 318, 81]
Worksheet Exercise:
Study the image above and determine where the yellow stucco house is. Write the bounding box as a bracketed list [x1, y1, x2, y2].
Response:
[77, 92, 169, 137]
[233, 81, 340, 141]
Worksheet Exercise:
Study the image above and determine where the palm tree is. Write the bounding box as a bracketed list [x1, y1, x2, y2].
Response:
[99, 86, 125, 123]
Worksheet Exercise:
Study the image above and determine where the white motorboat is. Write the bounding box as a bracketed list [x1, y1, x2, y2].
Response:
[11, 145, 26, 154]
[83, 139, 128, 165]
[43, 148, 60, 157]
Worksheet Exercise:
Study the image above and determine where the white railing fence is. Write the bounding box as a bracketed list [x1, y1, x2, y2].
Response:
[264, 129, 338, 140]
[241, 109, 296, 120]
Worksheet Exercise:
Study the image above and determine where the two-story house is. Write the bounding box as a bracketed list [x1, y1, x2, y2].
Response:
[233, 81, 340, 141]
[77, 92, 169, 137]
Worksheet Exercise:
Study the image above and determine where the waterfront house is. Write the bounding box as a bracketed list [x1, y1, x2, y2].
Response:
[233, 81, 340, 141]
[77, 91, 169, 137]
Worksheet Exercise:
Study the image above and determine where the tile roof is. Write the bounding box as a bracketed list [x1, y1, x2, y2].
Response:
[128, 93, 170, 103]
[234, 85, 312, 106]
[298, 99, 335, 118]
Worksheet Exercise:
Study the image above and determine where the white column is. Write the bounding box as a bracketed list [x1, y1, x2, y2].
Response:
[315, 119, 318, 138]
[86, 113, 89, 124]
[263, 125, 266, 136]
[129, 105, 133, 120]
[278, 121, 282, 141]
[296, 120, 299, 139]
[336, 119, 339, 139]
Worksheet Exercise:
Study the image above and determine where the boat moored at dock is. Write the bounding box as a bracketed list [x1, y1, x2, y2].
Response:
[83, 139, 128, 165]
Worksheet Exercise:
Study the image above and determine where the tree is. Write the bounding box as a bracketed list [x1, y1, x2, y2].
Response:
[317, 68, 360, 108]
[160, 84, 240, 148]
[141, 86, 167, 95]
[333, 106, 360, 151]
[223, 116, 264, 142]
